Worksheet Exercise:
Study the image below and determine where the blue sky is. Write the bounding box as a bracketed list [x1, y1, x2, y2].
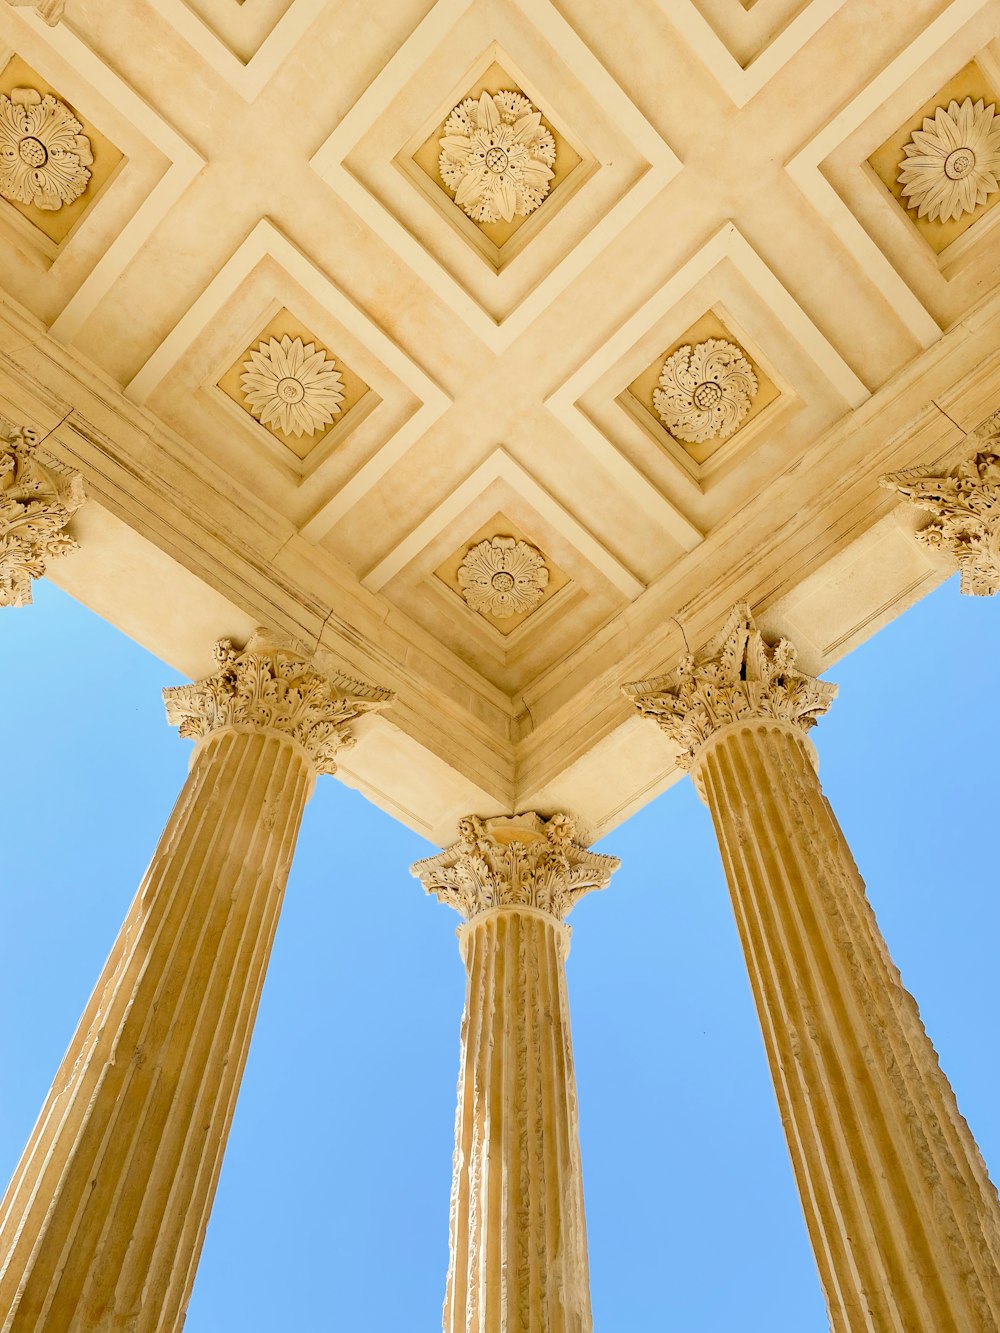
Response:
[2, 576, 998, 1331]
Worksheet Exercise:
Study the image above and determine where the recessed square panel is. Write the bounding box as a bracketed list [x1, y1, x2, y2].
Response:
[867, 60, 1000, 258]
[216, 306, 373, 463]
[0, 52, 123, 251]
[402, 55, 590, 272]
[621, 310, 780, 468]
[434, 512, 570, 636]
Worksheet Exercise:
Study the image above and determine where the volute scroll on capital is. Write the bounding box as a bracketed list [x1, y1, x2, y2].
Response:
[411, 811, 619, 924]
[623, 603, 837, 772]
[162, 629, 394, 775]
[0, 414, 85, 607]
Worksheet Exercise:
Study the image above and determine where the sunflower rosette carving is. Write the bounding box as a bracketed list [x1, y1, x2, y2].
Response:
[240, 335, 345, 438]
[898, 97, 1000, 223]
[654, 338, 758, 444]
[439, 90, 556, 224]
[0, 87, 93, 211]
[458, 536, 549, 619]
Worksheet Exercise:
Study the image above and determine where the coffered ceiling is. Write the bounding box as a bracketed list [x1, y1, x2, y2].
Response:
[2, 0, 999, 842]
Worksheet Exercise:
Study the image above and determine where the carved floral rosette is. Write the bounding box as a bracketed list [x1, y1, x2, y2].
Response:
[457, 535, 549, 618]
[883, 439, 1000, 595]
[239, 335, 345, 438]
[0, 415, 84, 607]
[898, 97, 1000, 223]
[438, 90, 556, 224]
[0, 87, 92, 211]
[411, 812, 619, 924]
[623, 603, 837, 771]
[653, 338, 758, 444]
[163, 630, 393, 775]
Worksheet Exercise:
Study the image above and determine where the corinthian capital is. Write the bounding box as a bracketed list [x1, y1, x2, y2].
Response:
[163, 630, 393, 774]
[882, 438, 1000, 596]
[0, 415, 84, 607]
[4, 0, 65, 24]
[623, 603, 837, 770]
[411, 812, 619, 924]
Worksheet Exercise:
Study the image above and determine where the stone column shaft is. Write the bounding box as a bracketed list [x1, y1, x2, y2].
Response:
[0, 729, 308, 1332]
[625, 604, 1000, 1333]
[413, 813, 618, 1333]
[698, 718, 1000, 1333]
[448, 908, 588, 1333]
[0, 632, 391, 1333]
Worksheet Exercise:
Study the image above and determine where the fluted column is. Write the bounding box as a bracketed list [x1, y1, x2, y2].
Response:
[625, 605, 1000, 1332]
[412, 813, 618, 1333]
[0, 631, 391, 1333]
[0, 414, 83, 607]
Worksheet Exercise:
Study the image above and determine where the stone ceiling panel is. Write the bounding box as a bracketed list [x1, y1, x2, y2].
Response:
[816, 16, 1000, 331]
[312, 0, 680, 349]
[124, 220, 450, 534]
[2, 0, 1000, 842]
[0, 8, 202, 335]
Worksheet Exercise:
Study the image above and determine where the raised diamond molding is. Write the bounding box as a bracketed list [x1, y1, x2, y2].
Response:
[654, 337, 758, 444]
[898, 96, 1000, 221]
[411, 811, 619, 923]
[439, 89, 555, 223]
[144, 0, 329, 102]
[0, 85, 90, 210]
[0, 412, 84, 606]
[240, 335, 345, 438]
[623, 602, 838, 771]
[163, 628, 394, 776]
[882, 423, 1000, 595]
[458, 535, 549, 618]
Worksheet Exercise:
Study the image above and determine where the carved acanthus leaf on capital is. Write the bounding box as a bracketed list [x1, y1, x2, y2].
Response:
[882, 432, 1000, 595]
[0, 415, 84, 607]
[623, 603, 837, 770]
[163, 630, 394, 774]
[411, 812, 619, 923]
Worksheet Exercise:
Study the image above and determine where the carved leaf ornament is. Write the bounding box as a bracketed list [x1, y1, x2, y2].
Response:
[654, 338, 758, 444]
[624, 603, 837, 769]
[457, 536, 549, 618]
[163, 632, 393, 775]
[882, 447, 1000, 595]
[0, 416, 84, 607]
[439, 90, 556, 223]
[0, 87, 92, 211]
[898, 97, 1000, 222]
[411, 812, 619, 924]
[240, 335, 345, 438]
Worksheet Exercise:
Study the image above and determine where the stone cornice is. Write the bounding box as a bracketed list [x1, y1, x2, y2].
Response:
[163, 630, 393, 775]
[883, 412, 1000, 596]
[623, 603, 837, 771]
[411, 812, 619, 924]
[0, 414, 84, 607]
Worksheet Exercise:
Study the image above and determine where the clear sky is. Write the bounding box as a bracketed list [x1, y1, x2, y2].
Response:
[2, 576, 998, 1331]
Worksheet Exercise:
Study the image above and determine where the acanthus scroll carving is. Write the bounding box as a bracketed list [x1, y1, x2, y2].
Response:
[411, 811, 618, 924]
[0, 415, 84, 607]
[623, 603, 837, 770]
[883, 431, 1000, 595]
[163, 630, 393, 774]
